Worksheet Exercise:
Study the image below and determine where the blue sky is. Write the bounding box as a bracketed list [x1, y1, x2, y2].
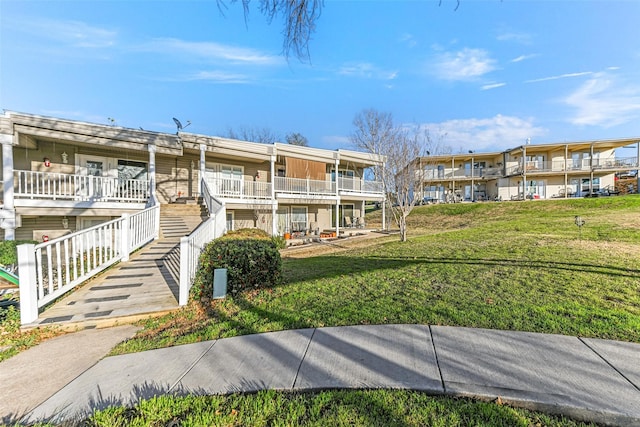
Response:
[1, 0, 639, 153]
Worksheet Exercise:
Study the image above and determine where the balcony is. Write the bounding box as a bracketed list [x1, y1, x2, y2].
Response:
[274, 176, 335, 196]
[338, 177, 383, 195]
[205, 178, 272, 200]
[14, 170, 149, 203]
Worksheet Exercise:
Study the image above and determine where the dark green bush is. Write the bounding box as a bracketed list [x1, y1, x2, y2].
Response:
[191, 232, 282, 301]
[0, 240, 38, 267]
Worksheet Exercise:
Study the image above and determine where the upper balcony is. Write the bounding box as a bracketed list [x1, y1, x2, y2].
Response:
[12, 170, 149, 207]
[203, 176, 384, 202]
[504, 156, 639, 175]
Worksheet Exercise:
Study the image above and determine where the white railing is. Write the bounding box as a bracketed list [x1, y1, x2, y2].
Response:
[205, 178, 272, 200]
[274, 176, 335, 195]
[14, 170, 149, 203]
[338, 177, 384, 194]
[17, 204, 160, 325]
[593, 156, 639, 170]
[178, 180, 226, 306]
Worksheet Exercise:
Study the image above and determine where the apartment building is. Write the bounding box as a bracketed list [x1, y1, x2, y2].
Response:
[414, 138, 640, 203]
[0, 111, 385, 242]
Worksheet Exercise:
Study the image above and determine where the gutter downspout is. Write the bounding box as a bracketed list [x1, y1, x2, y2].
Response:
[335, 155, 340, 237]
[270, 154, 277, 236]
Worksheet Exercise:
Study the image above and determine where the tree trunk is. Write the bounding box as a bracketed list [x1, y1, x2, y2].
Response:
[399, 215, 408, 242]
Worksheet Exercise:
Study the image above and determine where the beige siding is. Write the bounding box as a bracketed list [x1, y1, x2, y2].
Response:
[17, 216, 78, 242]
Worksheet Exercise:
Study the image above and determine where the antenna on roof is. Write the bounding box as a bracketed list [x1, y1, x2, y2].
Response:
[172, 117, 191, 133]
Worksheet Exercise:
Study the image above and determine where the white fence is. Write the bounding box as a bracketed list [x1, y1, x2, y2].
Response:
[178, 180, 226, 305]
[17, 204, 160, 325]
[14, 170, 149, 202]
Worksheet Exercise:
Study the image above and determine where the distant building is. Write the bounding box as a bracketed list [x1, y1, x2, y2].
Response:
[411, 139, 640, 203]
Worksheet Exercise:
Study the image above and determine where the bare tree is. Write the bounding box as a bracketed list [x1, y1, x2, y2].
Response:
[350, 109, 432, 242]
[223, 125, 280, 144]
[218, 1, 468, 61]
[286, 132, 309, 146]
[218, 0, 322, 61]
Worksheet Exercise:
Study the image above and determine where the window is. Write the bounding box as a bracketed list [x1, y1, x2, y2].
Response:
[226, 211, 234, 232]
[291, 207, 307, 232]
[117, 160, 147, 181]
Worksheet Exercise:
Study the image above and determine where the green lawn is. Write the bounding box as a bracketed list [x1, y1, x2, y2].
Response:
[79, 390, 599, 427]
[16, 196, 639, 426]
[114, 196, 640, 354]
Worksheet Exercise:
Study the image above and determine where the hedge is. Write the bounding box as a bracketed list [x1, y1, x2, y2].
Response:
[190, 229, 282, 300]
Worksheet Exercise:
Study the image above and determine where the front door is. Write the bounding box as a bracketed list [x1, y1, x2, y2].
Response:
[77, 155, 113, 199]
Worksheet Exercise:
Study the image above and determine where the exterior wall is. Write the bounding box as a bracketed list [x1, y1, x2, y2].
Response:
[17, 216, 78, 242]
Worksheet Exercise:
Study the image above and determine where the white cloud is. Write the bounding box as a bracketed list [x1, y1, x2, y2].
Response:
[189, 71, 251, 84]
[564, 73, 640, 127]
[338, 62, 398, 80]
[19, 18, 117, 49]
[497, 31, 533, 45]
[432, 48, 497, 81]
[511, 54, 538, 63]
[399, 33, 417, 48]
[525, 71, 593, 83]
[481, 83, 506, 91]
[321, 135, 350, 150]
[143, 38, 282, 66]
[416, 115, 547, 152]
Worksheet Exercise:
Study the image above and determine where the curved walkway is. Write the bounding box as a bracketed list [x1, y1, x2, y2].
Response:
[3, 325, 640, 426]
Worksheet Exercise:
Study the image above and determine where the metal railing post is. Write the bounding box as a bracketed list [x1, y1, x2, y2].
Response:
[17, 243, 38, 325]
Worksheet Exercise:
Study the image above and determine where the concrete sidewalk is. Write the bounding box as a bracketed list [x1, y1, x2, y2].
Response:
[4, 325, 640, 426]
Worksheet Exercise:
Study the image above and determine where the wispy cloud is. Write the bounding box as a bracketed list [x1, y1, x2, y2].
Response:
[511, 54, 538, 63]
[399, 33, 417, 48]
[526, 71, 593, 83]
[417, 115, 547, 152]
[17, 18, 117, 49]
[497, 31, 533, 45]
[481, 83, 506, 91]
[564, 73, 640, 127]
[143, 38, 282, 66]
[187, 70, 251, 84]
[431, 48, 497, 81]
[338, 62, 398, 80]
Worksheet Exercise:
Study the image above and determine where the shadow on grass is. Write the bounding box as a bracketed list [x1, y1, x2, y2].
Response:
[282, 253, 640, 285]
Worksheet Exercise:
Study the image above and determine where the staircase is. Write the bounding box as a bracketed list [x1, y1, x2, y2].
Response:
[160, 201, 209, 240]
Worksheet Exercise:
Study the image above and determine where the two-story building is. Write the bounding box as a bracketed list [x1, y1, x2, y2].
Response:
[0, 111, 385, 242]
[414, 138, 640, 203]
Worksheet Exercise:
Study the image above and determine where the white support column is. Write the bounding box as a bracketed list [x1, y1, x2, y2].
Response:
[270, 154, 277, 236]
[470, 156, 475, 202]
[382, 200, 386, 230]
[148, 144, 157, 205]
[18, 243, 38, 325]
[589, 143, 595, 193]
[335, 156, 340, 236]
[2, 134, 16, 240]
[199, 143, 206, 195]
[361, 200, 365, 227]
[637, 141, 640, 193]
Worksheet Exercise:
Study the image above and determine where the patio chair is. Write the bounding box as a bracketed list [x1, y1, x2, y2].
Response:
[344, 216, 354, 228]
[355, 217, 365, 228]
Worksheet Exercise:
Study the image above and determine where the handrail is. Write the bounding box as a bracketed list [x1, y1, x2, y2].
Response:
[178, 180, 226, 305]
[17, 204, 160, 325]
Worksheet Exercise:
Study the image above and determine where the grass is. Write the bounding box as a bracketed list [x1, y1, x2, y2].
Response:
[33, 390, 598, 426]
[112, 196, 640, 355]
[4, 196, 639, 425]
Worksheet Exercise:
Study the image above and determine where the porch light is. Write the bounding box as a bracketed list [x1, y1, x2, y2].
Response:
[61, 152, 68, 164]
[62, 216, 69, 229]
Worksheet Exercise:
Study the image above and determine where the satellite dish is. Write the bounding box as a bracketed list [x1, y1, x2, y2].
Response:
[173, 117, 183, 131]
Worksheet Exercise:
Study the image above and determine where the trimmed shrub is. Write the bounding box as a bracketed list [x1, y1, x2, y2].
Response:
[0, 240, 38, 267]
[191, 230, 282, 301]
